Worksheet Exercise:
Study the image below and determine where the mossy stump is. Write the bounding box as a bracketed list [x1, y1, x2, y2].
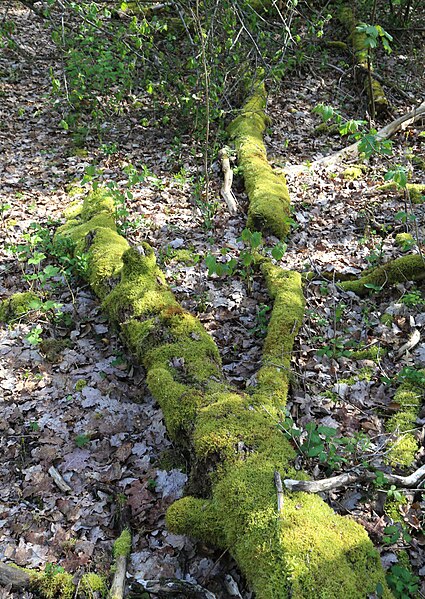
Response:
[53, 189, 392, 598]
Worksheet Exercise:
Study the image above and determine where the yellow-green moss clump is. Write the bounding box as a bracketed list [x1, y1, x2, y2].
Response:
[343, 167, 363, 180]
[113, 529, 131, 557]
[0, 291, 39, 323]
[227, 76, 291, 239]
[378, 182, 425, 204]
[338, 5, 388, 114]
[32, 570, 74, 599]
[386, 378, 423, 467]
[395, 233, 414, 248]
[55, 187, 392, 598]
[340, 254, 425, 296]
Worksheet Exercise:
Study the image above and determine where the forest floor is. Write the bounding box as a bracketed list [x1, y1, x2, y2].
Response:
[1, 3, 425, 598]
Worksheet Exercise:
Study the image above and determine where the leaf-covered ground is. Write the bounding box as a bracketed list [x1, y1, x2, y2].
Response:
[1, 3, 425, 598]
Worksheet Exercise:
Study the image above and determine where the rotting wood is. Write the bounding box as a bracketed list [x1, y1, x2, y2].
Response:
[284, 463, 425, 493]
[52, 189, 392, 598]
[109, 529, 132, 599]
[0, 563, 30, 589]
[218, 147, 238, 214]
[339, 253, 425, 296]
[48, 465, 72, 493]
[284, 101, 425, 174]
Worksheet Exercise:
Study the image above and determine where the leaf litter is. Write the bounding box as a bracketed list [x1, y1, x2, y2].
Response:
[1, 2, 425, 597]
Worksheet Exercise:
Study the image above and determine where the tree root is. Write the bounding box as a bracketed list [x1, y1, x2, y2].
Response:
[52, 189, 393, 598]
[340, 254, 425, 296]
[227, 75, 291, 239]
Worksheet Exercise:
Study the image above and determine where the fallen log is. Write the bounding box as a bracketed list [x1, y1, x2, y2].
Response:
[52, 187, 392, 598]
[284, 100, 425, 173]
[340, 254, 425, 296]
[227, 76, 291, 239]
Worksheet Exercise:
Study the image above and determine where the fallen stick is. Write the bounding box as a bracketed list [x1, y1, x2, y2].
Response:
[284, 101, 425, 174]
[48, 465, 72, 493]
[109, 529, 132, 599]
[218, 148, 238, 214]
[137, 578, 217, 598]
[274, 470, 284, 513]
[284, 463, 425, 493]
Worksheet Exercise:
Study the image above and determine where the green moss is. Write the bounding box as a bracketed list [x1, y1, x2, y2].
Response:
[378, 182, 425, 204]
[56, 185, 392, 599]
[349, 345, 385, 361]
[386, 381, 422, 467]
[343, 167, 363, 180]
[253, 264, 305, 407]
[33, 571, 74, 599]
[54, 192, 130, 300]
[384, 495, 407, 522]
[169, 248, 200, 266]
[339, 367, 374, 385]
[114, 529, 131, 557]
[0, 291, 39, 323]
[381, 313, 393, 326]
[227, 76, 291, 239]
[75, 379, 88, 391]
[168, 449, 391, 599]
[79, 572, 107, 597]
[395, 233, 414, 247]
[340, 255, 425, 296]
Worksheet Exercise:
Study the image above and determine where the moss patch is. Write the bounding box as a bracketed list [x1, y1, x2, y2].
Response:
[227, 76, 291, 239]
[114, 529, 131, 557]
[342, 167, 363, 180]
[0, 291, 39, 323]
[378, 182, 425, 204]
[386, 379, 423, 467]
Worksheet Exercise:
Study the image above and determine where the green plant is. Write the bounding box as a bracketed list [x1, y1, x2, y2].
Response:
[400, 289, 425, 307]
[280, 415, 370, 473]
[205, 229, 286, 291]
[44, 563, 66, 578]
[252, 304, 271, 338]
[386, 564, 419, 598]
[75, 434, 90, 448]
[26, 325, 43, 346]
[397, 366, 425, 386]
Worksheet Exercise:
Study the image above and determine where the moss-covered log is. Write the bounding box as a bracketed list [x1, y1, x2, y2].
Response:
[340, 254, 425, 296]
[227, 77, 291, 239]
[54, 189, 392, 598]
[386, 377, 423, 467]
[338, 5, 388, 115]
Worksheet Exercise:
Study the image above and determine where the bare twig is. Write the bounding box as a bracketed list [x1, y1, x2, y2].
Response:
[274, 470, 284, 512]
[284, 463, 425, 493]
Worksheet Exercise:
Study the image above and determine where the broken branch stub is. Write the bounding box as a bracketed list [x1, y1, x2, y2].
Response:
[53, 189, 392, 598]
